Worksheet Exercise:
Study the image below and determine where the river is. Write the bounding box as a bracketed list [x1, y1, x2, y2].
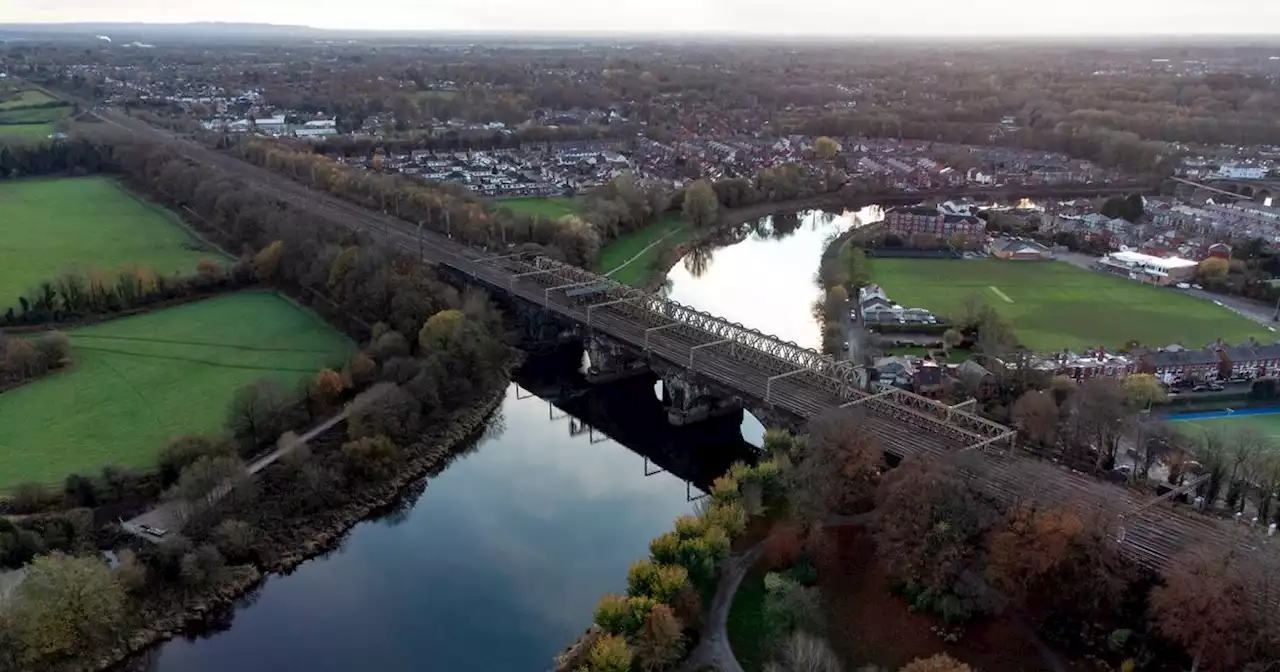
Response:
[132, 207, 871, 672]
[663, 206, 882, 444]
[131, 352, 754, 672]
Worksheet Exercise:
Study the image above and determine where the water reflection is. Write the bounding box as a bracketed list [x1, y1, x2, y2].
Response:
[135, 356, 755, 672]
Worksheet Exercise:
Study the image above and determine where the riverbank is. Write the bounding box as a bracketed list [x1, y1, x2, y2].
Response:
[80, 382, 510, 672]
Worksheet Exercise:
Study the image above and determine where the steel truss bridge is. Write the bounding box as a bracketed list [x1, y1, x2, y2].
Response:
[94, 106, 1280, 610]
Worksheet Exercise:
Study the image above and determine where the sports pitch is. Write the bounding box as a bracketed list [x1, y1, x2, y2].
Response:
[867, 258, 1274, 352]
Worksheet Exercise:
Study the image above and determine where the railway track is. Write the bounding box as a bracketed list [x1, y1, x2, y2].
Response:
[94, 109, 1280, 604]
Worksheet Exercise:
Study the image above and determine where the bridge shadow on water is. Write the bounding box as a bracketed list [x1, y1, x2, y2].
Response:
[513, 342, 761, 498]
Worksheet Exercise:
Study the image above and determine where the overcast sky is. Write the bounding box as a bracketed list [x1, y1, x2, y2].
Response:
[9, 0, 1280, 36]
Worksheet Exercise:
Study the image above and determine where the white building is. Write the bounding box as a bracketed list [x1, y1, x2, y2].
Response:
[1215, 164, 1267, 180]
[1097, 250, 1199, 286]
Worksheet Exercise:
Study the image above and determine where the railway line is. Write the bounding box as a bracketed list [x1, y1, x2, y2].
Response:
[91, 108, 1280, 603]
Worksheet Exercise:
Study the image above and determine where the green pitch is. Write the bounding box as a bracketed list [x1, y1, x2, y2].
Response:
[867, 258, 1274, 352]
[0, 292, 353, 488]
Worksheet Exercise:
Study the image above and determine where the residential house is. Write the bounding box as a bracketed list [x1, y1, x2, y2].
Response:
[873, 356, 916, 390]
[988, 237, 1054, 260]
[1218, 343, 1280, 379]
[913, 362, 947, 399]
[884, 206, 986, 240]
[1136, 347, 1222, 382]
[955, 360, 999, 400]
[1206, 242, 1233, 260]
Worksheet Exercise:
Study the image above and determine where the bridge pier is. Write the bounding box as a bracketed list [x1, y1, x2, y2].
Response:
[661, 375, 742, 427]
[583, 334, 650, 385]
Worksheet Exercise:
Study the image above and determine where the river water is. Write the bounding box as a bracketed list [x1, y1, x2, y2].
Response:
[134, 354, 754, 672]
[134, 207, 873, 672]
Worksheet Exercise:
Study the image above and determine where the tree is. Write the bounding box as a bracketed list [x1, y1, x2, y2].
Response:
[32, 332, 70, 372]
[942, 328, 964, 353]
[1070, 377, 1133, 471]
[112, 548, 149, 594]
[985, 505, 1128, 621]
[251, 240, 284, 282]
[212, 519, 259, 564]
[418, 309, 466, 352]
[226, 378, 295, 447]
[157, 435, 235, 487]
[764, 631, 843, 672]
[900, 654, 973, 672]
[1198, 257, 1230, 282]
[1011, 390, 1058, 447]
[790, 411, 884, 521]
[169, 455, 249, 508]
[584, 634, 633, 672]
[814, 136, 840, 160]
[1149, 551, 1261, 672]
[683, 179, 719, 229]
[1124, 373, 1168, 409]
[633, 603, 685, 672]
[11, 553, 127, 664]
[311, 368, 346, 407]
[341, 434, 404, 482]
[874, 457, 994, 610]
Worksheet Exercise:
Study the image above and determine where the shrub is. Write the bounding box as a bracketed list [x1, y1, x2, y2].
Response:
[592, 593, 655, 637]
[341, 434, 404, 482]
[705, 500, 747, 539]
[584, 633, 633, 672]
[676, 536, 717, 584]
[702, 525, 731, 561]
[649, 531, 681, 565]
[634, 603, 686, 672]
[649, 564, 690, 604]
[899, 654, 972, 672]
[627, 559, 661, 598]
[710, 474, 741, 504]
[764, 631, 843, 672]
[764, 572, 825, 637]
[674, 515, 704, 540]
[33, 331, 71, 371]
[750, 459, 785, 502]
[786, 557, 819, 587]
[157, 435, 234, 487]
[212, 519, 259, 564]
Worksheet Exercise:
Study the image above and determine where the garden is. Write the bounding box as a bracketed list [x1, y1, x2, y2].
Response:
[867, 258, 1273, 352]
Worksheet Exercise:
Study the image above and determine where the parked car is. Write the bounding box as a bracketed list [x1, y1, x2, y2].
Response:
[140, 525, 168, 538]
[1175, 282, 1191, 289]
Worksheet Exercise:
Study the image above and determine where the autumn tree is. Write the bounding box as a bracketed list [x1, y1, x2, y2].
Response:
[985, 505, 1128, 621]
[900, 653, 973, 672]
[1198, 257, 1230, 282]
[1124, 373, 1168, 409]
[633, 603, 685, 672]
[311, 368, 346, 407]
[1011, 390, 1058, 447]
[418, 309, 466, 352]
[814, 136, 840, 159]
[251, 240, 284, 283]
[790, 411, 884, 522]
[874, 457, 994, 614]
[341, 434, 404, 483]
[1149, 551, 1262, 672]
[10, 553, 127, 665]
[585, 633, 635, 672]
[683, 179, 720, 229]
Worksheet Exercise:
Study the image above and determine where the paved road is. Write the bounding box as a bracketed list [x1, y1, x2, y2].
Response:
[122, 409, 350, 542]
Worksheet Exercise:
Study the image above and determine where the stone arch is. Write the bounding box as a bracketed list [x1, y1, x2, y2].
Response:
[1257, 188, 1272, 203]
[1241, 185, 1255, 198]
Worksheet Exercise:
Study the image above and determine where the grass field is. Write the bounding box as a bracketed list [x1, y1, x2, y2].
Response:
[1172, 411, 1280, 440]
[496, 196, 579, 219]
[0, 177, 226, 301]
[0, 292, 353, 488]
[0, 89, 57, 109]
[867, 258, 1274, 352]
[0, 122, 56, 140]
[599, 215, 691, 285]
[0, 105, 72, 125]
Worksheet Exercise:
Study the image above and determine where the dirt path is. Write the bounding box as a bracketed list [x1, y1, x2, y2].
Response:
[603, 226, 687, 278]
[679, 542, 764, 672]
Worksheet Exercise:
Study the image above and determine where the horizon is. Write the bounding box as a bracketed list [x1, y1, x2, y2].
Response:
[6, 0, 1280, 38]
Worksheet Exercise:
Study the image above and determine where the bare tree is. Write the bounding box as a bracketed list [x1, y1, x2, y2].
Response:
[1149, 551, 1262, 672]
[1011, 390, 1058, 448]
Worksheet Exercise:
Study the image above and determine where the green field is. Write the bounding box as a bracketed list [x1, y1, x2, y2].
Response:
[497, 196, 579, 219]
[0, 89, 58, 109]
[0, 177, 226, 301]
[867, 258, 1274, 352]
[0, 105, 72, 125]
[0, 122, 57, 140]
[600, 215, 692, 285]
[1173, 412, 1280, 441]
[0, 292, 353, 487]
